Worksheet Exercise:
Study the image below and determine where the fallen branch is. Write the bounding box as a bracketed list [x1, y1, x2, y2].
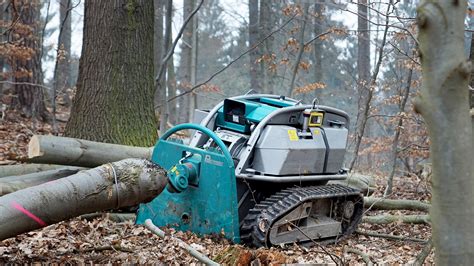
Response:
[356, 229, 427, 243]
[79, 213, 136, 223]
[344, 247, 374, 266]
[144, 219, 219, 266]
[362, 215, 430, 225]
[363, 197, 430, 212]
[0, 159, 167, 241]
[80, 244, 134, 253]
[413, 238, 433, 266]
[0, 166, 85, 196]
[26, 135, 153, 167]
[0, 164, 70, 178]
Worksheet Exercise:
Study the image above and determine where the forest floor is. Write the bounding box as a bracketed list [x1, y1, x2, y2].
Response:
[0, 111, 434, 264]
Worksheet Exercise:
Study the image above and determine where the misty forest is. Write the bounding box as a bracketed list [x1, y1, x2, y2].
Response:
[0, 0, 473, 264]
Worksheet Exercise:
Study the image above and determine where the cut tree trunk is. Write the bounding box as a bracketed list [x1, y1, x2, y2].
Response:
[0, 164, 70, 178]
[0, 159, 167, 241]
[26, 135, 153, 167]
[0, 167, 85, 196]
[362, 214, 430, 225]
[328, 174, 375, 195]
[364, 197, 430, 212]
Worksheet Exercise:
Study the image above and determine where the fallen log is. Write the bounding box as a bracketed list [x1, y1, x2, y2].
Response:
[0, 159, 167, 241]
[329, 173, 375, 195]
[0, 167, 85, 196]
[362, 214, 430, 225]
[0, 164, 68, 178]
[26, 135, 153, 167]
[363, 197, 430, 212]
[355, 229, 427, 243]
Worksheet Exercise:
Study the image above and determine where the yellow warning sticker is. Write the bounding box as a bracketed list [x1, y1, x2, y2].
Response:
[287, 129, 299, 141]
[314, 129, 320, 135]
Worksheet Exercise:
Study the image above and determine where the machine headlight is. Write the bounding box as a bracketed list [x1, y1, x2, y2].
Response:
[308, 112, 324, 127]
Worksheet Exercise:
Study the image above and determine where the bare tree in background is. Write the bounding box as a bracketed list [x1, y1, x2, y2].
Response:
[248, 0, 260, 92]
[12, 0, 48, 121]
[54, 0, 72, 107]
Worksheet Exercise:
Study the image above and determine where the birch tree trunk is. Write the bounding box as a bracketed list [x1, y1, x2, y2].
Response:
[0, 159, 167, 241]
[415, 0, 474, 263]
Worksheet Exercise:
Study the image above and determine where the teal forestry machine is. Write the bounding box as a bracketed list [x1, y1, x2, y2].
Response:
[136, 93, 364, 247]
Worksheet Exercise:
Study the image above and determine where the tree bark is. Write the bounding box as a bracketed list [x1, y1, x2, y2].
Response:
[415, 1, 474, 263]
[0, 158, 167, 241]
[364, 197, 430, 212]
[65, 0, 157, 146]
[54, 0, 73, 107]
[27, 135, 152, 167]
[0, 164, 70, 178]
[158, 0, 172, 135]
[362, 215, 430, 225]
[11, 0, 47, 120]
[0, 167, 84, 196]
[248, 0, 260, 92]
[153, 0, 164, 107]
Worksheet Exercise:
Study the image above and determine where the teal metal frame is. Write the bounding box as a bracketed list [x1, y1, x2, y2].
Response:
[135, 124, 241, 243]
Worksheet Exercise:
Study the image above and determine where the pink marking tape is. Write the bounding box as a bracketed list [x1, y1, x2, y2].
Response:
[11, 201, 47, 227]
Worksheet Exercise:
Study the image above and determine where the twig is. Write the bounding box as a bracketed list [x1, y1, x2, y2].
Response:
[154, 0, 204, 86]
[344, 247, 374, 266]
[413, 238, 433, 266]
[144, 219, 219, 266]
[0, 80, 52, 91]
[356, 229, 427, 243]
[164, 13, 298, 105]
[80, 244, 133, 253]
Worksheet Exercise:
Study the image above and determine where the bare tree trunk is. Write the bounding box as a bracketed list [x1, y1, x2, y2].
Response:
[259, 0, 274, 94]
[288, 2, 310, 97]
[312, 2, 324, 101]
[65, 0, 157, 146]
[189, 3, 198, 122]
[54, 0, 72, 107]
[248, 0, 260, 92]
[415, 0, 474, 263]
[348, 2, 390, 171]
[153, 0, 164, 108]
[177, 0, 194, 124]
[158, 0, 172, 136]
[0, 159, 167, 241]
[167, 34, 177, 125]
[384, 67, 413, 196]
[12, 0, 47, 121]
[0, 0, 8, 95]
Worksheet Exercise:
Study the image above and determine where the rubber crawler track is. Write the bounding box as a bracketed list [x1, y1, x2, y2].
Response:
[240, 184, 364, 247]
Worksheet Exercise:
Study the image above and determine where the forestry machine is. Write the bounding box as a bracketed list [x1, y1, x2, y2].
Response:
[136, 93, 364, 247]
